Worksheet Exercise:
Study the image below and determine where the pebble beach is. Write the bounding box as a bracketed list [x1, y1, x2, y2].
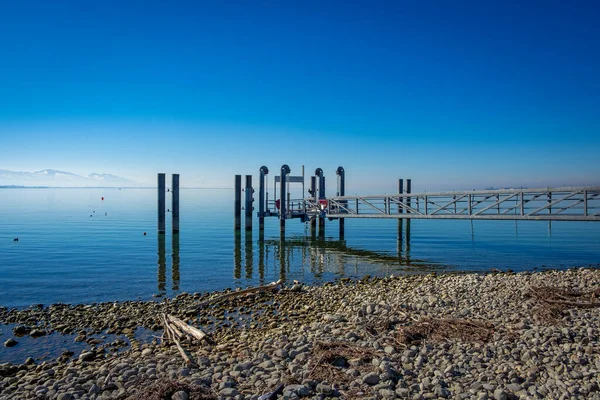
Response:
[1, 268, 600, 400]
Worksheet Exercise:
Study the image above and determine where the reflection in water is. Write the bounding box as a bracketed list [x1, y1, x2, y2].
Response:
[172, 234, 180, 291]
[245, 231, 253, 279]
[234, 232, 241, 279]
[405, 219, 411, 266]
[157, 234, 166, 293]
[279, 232, 286, 282]
[258, 232, 265, 284]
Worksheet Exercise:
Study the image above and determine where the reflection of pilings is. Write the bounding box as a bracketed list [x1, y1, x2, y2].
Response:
[158, 173, 166, 234]
[234, 233, 241, 279]
[258, 232, 265, 285]
[318, 220, 325, 240]
[158, 234, 166, 292]
[172, 233, 180, 291]
[245, 175, 253, 231]
[172, 174, 180, 234]
[405, 219, 411, 265]
[234, 175, 242, 231]
[245, 231, 253, 278]
[397, 218, 403, 257]
[279, 232, 286, 282]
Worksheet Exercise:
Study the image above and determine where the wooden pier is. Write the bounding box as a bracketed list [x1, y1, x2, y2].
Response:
[234, 166, 600, 231]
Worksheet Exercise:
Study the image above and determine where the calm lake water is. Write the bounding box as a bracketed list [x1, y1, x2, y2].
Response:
[1, 188, 599, 308]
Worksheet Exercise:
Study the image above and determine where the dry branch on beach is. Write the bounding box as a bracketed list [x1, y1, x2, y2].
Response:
[191, 280, 282, 312]
[161, 313, 212, 366]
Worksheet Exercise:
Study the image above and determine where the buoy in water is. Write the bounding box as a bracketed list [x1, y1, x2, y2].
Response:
[143, 232, 147, 236]
[13, 238, 18, 242]
[101, 197, 104, 201]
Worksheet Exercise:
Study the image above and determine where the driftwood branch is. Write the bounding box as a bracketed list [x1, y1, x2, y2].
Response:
[166, 314, 212, 343]
[192, 280, 282, 311]
[162, 313, 196, 367]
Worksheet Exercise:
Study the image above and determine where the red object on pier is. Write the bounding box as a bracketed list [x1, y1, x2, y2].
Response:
[319, 199, 328, 208]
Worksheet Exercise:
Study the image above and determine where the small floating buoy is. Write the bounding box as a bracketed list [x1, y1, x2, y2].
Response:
[101, 197, 104, 201]
[105, 212, 107, 216]
[13, 238, 18, 242]
[93, 211, 95, 213]
[90, 215, 92, 217]
[143, 232, 147, 236]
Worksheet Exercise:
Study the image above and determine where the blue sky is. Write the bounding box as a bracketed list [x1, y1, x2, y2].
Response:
[1, 0, 599, 191]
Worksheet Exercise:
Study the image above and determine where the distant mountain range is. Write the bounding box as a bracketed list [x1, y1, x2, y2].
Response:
[0, 169, 138, 187]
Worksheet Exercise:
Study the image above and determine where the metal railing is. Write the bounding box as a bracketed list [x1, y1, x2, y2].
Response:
[305, 186, 600, 221]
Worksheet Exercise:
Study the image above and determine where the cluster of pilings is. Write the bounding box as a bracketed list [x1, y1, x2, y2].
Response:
[157, 173, 180, 234]
[234, 165, 347, 238]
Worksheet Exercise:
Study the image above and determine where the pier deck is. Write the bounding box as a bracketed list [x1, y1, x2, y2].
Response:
[305, 186, 600, 222]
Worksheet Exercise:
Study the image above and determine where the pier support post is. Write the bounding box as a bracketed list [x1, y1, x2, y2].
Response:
[259, 166, 269, 231]
[337, 166, 345, 240]
[316, 168, 325, 231]
[234, 175, 242, 231]
[310, 176, 317, 234]
[158, 173, 166, 234]
[398, 179, 404, 214]
[279, 165, 290, 234]
[172, 174, 180, 234]
[406, 179, 412, 213]
[245, 175, 253, 231]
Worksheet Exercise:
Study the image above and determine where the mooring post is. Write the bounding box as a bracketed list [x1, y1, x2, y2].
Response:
[280, 164, 290, 233]
[172, 174, 180, 234]
[158, 173, 166, 234]
[234, 175, 242, 231]
[398, 179, 404, 214]
[245, 175, 253, 231]
[310, 176, 317, 233]
[259, 166, 269, 231]
[315, 168, 325, 231]
[406, 178, 412, 214]
[337, 166, 345, 239]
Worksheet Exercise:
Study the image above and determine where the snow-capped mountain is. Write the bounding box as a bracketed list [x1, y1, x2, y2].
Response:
[0, 169, 139, 187]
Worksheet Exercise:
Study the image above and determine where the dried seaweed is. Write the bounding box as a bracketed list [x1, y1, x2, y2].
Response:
[530, 286, 600, 323]
[128, 378, 216, 400]
[397, 318, 494, 345]
[307, 341, 378, 395]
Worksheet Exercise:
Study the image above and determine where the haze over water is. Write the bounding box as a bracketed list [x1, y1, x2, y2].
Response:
[1, 188, 599, 309]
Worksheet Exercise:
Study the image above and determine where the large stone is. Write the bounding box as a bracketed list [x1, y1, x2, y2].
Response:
[30, 329, 46, 338]
[4, 338, 18, 347]
[172, 391, 189, 400]
[78, 351, 95, 362]
[219, 388, 238, 397]
[363, 372, 380, 385]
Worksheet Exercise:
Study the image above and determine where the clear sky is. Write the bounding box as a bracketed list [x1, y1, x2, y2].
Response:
[1, 0, 599, 192]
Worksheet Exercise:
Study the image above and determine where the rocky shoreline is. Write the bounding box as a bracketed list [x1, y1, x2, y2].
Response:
[1, 268, 600, 399]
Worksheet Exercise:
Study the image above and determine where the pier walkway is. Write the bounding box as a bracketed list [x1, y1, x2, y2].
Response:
[305, 186, 600, 222]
